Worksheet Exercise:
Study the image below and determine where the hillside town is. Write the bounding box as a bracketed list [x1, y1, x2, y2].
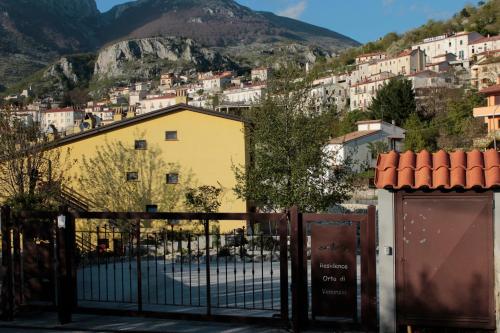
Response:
[1, 1, 500, 333]
[2, 31, 499, 177]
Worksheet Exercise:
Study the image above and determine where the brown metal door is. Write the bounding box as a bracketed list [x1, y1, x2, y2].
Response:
[396, 191, 495, 329]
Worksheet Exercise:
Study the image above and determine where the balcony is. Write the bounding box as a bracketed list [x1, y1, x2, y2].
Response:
[473, 105, 500, 118]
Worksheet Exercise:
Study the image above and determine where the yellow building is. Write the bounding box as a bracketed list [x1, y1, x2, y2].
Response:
[51, 104, 247, 231]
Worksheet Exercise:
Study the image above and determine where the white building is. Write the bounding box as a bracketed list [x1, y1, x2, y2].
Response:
[138, 94, 187, 115]
[129, 90, 147, 106]
[222, 83, 266, 106]
[412, 31, 483, 65]
[469, 35, 500, 58]
[310, 82, 349, 111]
[349, 73, 395, 110]
[328, 120, 405, 172]
[355, 52, 387, 64]
[407, 70, 450, 90]
[251, 67, 270, 82]
[41, 107, 84, 134]
[202, 72, 232, 92]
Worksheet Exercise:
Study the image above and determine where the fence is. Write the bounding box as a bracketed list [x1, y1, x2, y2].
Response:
[0, 206, 377, 333]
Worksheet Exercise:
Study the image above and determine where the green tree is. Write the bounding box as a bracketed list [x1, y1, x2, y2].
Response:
[184, 185, 223, 213]
[333, 109, 373, 135]
[0, 110, 68, 211]
[233, 66, 353, 212]
[403, 113, 431, 152]
[367, 141, 390, 159]
[370, 77, 416, 126]
[434, 90, 486, 149]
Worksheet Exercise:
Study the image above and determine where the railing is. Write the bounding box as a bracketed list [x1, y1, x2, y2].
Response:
[58, 211, 288, 324]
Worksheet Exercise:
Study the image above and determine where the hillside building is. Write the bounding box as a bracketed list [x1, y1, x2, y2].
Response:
[251, 67, 271, 82]
[328, 119, 405, 172]
[470, 35, 500, 57]
[41, 107, 84, 134]
[412, 31, 483, 66]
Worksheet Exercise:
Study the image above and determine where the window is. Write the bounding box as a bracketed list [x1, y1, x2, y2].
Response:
[166, 173, 179, 184]
[165, 131, 178, 141]
[145, 205, 158, 213]
[126, 172, 139, 181]
[135, 140, 147, 150]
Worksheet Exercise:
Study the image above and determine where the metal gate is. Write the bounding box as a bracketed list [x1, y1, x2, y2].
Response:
[1, 206, 378, 332]
[289, 206, 377, 332]
[395, 191, 495, 330]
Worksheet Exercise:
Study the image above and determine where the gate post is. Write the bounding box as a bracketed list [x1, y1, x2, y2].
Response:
[361, 205, 377, 330]
[1, 206, 14, 321]
[135, 220, 143, 313]
[56, 206, 73, 324]
[278, 215, 289, 324]
[290, 206, 307, 332]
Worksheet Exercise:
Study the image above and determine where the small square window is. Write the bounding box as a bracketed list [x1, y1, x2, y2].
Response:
[166, 173, 179, 184]
[135, 140, 147, 150]
[165, 131, 178, 141]
[145, 204, 158, 213]
[126, 172, 139, 181]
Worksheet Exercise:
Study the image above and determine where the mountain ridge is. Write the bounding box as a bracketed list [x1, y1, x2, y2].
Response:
[0, 0, 359, 88]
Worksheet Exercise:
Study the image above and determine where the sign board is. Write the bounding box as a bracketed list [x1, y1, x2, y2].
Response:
[311, 223, 357, 319]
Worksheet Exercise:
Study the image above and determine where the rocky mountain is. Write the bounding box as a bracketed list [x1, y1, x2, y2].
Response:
[0, 0, 360, 91]
[100, 0, 358, 51]
[94, 36, 238, 78]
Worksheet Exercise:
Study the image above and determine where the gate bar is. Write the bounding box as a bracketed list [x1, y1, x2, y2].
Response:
[205, 219, 212, 316]
[361, 205, 377, 330]
[278, 215, 289, 323]
[1, 206, 14, 321]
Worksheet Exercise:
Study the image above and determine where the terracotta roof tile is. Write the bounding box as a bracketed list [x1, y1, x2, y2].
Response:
[375, 149, 500, 190]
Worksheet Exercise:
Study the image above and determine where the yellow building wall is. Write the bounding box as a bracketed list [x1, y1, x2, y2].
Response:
[55, 108, 247, 232]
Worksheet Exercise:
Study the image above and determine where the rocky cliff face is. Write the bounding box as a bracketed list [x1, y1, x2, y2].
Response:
[94, 37, 238, 79]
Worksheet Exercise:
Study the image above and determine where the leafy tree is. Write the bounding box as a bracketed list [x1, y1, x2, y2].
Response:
[0, 110, 68, 211]
[78, 137, 194, 214]
[184, 185, 223, 213]
[434, 90, 486, 149]
[233, 66, 353, 212]
[367, 141, 390, 159]
[370, 77, 416, 126]
[333, 109, 373, 136]
[403, 113, 432, 152]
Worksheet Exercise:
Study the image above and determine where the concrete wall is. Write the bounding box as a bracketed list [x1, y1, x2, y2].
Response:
[377, 189, 396, 333]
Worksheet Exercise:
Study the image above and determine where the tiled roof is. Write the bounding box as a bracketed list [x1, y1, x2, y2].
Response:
[330, 130, 380, 144]
[42, 107, 75, 113]
[470, 35, 500, 45]
[375, 149, 500, 190]
[480, 84, 500, 95]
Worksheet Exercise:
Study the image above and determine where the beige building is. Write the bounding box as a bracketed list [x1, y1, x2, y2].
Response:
[471, 50, 500, 90]
[350, 74, 395, 111]
[251, 67, 270, 82]
[412, 31, 483, 65]
[139, 93, 188, 115]
[41, 107, 85, 134]
[370, 49, 426, 77]
[202, 71, 232, 92]
[222, 83, 266, 106]
[470, 35, 500, 57]
[355, 52, 386, 64]
[160, 73, 175, 90]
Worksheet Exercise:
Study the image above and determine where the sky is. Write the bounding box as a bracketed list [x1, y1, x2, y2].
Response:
[95, 0, 474, 43]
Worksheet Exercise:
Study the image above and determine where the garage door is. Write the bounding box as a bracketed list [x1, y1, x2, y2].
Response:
[396, 191, 495, 329]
